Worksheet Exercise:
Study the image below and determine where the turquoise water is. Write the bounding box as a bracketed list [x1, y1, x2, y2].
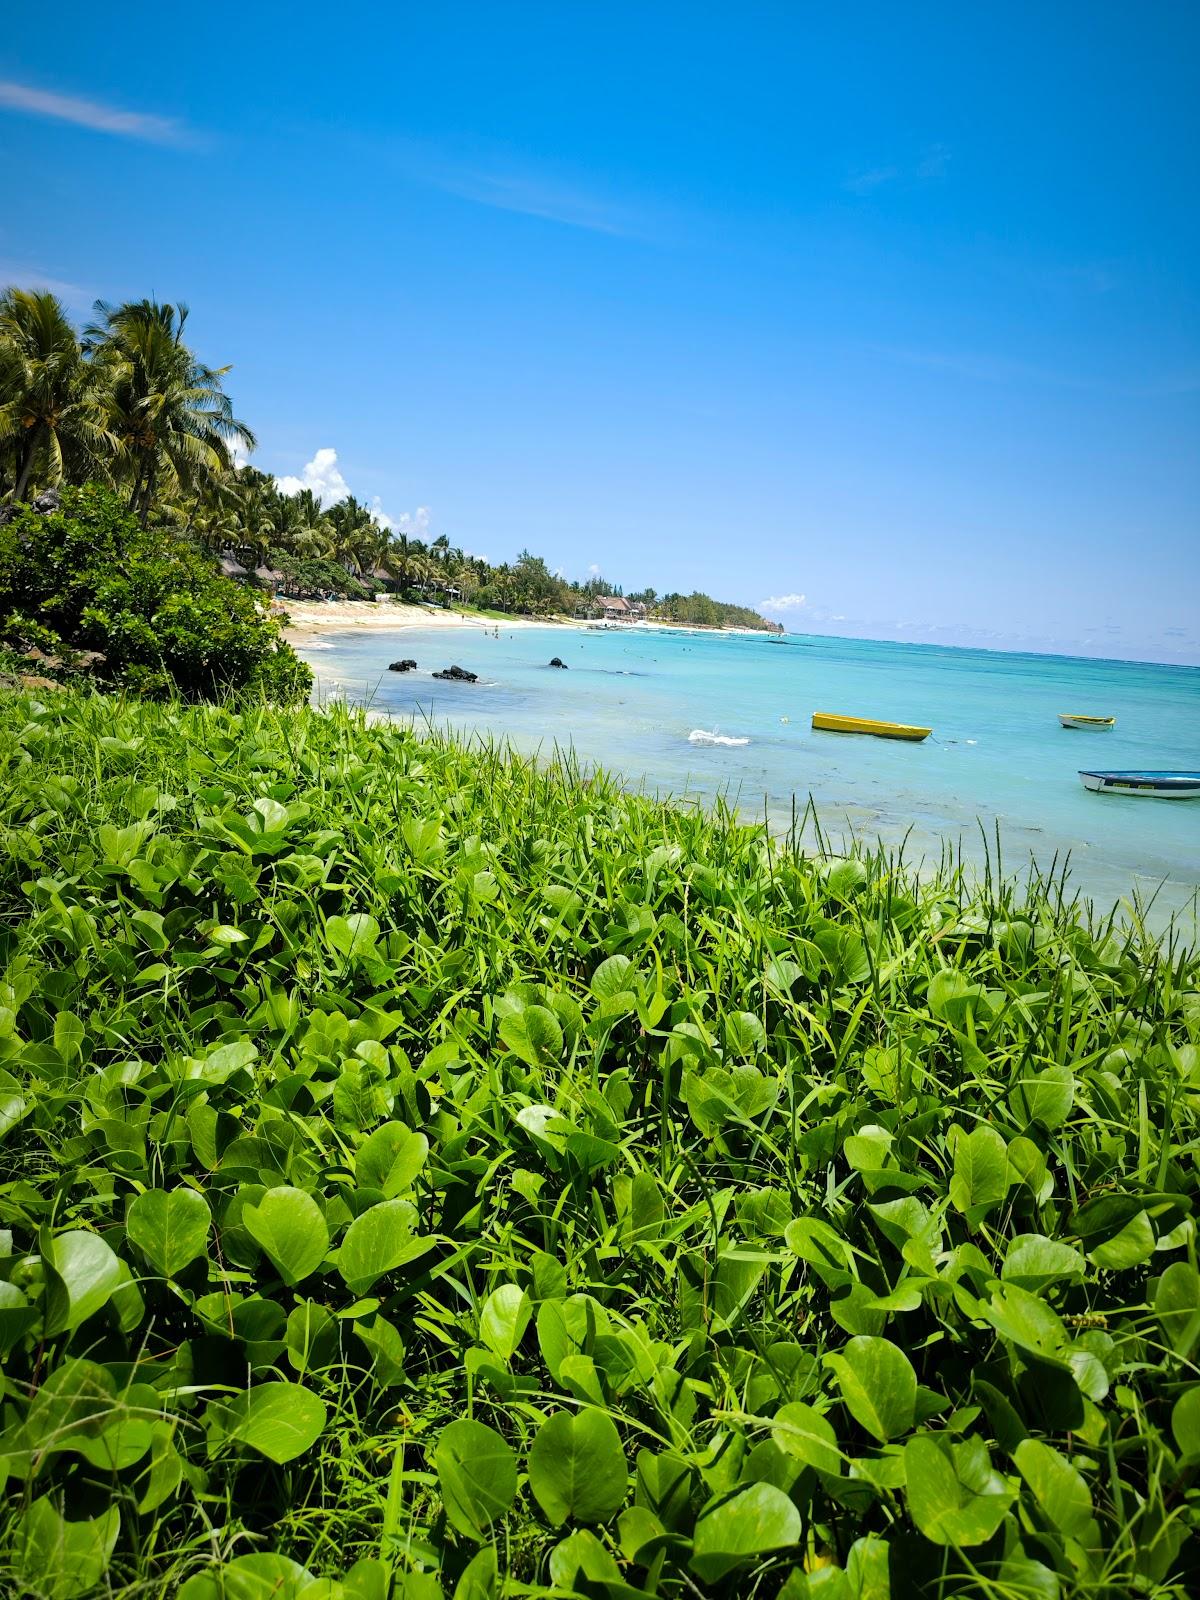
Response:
[299, 625, 1200, 926]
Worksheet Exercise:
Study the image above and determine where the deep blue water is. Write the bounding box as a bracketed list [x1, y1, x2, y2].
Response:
[298, 624, 1200, 927]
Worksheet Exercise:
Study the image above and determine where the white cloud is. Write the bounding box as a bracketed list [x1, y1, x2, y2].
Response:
[393, 505, 431, 536]
[275, 447, 352, 506]
[588, 563, 602, 577]
[0, 79, 191, 146]
[760, 592, 807, 611]
[369, 496, 394, 531]
[275, 449, 433, 535]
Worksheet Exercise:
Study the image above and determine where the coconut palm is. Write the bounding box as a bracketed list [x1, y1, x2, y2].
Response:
[0, 288, 114, 503]
[87, 299, 255, 525]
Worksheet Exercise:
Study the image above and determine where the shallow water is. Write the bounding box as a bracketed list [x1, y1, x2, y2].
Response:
[298, 624, 1200, 929]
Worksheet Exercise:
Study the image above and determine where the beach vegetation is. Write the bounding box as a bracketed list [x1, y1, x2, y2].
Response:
[1, 284, 778, 630]
[0, 485, 310, 701]
[0, 687, 1196, 1598]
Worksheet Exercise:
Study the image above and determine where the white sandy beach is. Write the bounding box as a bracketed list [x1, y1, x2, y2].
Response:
[278, 599, 582, 641]
[278, 598, 773, 643]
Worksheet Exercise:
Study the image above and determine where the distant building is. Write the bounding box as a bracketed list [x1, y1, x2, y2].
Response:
[593, 595, 632, 621]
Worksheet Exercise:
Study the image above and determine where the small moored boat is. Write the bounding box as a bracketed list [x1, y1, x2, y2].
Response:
[1079, 770, 1200, 800]
[812, 712, 931, 742]
[1059, 713, 1115, 730]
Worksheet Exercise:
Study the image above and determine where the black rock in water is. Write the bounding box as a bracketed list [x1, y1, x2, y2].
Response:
[548, 656, 568, 669]
[433, 664, 478, 682]
[388, 658, 417, 672]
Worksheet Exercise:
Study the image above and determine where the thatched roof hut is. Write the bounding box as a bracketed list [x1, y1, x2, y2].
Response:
[219, 555, 249, 580]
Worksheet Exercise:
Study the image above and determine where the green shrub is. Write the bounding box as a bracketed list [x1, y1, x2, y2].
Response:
[0, 484, 311, 701]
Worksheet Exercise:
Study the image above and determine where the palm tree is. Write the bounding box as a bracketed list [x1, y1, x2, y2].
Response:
[0, 287, 114, 503]
[86, 299, 255, 526]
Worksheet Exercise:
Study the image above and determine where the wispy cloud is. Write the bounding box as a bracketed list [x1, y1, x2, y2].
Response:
[0, 79, 193, 146]
[0, 258, 94, 310]
[870, 343, 1200, 398]
[844, 167, 899, 196]
[760, 592, 807, 611]
[391, 140, 642, 237]
[845, 144, 950, 195]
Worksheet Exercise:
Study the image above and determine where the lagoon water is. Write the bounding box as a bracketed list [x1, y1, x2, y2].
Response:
[298, 624, 1200, 928]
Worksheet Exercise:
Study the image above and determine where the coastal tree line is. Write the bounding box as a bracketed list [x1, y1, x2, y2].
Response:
[0, 284, 774, 629]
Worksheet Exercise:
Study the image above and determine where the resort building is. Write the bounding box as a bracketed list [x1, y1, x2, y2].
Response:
[592, 595, 646, 622]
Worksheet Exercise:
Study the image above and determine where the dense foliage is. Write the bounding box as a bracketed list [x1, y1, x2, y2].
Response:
[0, 486, 310, 701]
[1, 284, 776, 628]
[656, 591, 782, 630]
[0, 689, 1196, 1599]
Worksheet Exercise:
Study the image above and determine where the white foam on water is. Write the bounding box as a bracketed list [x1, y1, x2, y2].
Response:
[689, 728, 750, 747]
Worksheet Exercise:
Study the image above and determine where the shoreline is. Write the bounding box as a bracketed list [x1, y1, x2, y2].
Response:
[277, 598, 776, 643]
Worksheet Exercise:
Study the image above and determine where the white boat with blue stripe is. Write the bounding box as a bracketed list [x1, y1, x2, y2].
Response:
[1079, 770, 1200, 799]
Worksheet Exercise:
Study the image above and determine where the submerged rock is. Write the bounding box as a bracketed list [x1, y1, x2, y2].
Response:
[433, 664, 478, 682]
[548, 656, 568, 669]
[388, 658, 418, 672]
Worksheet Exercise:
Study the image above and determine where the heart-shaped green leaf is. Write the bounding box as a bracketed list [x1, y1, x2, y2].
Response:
[127, 1187, 210, 1278]
[528, 1409, 627, 1525]
[243, 1187, 329, 1286]
[435, 1418, 518, 1540]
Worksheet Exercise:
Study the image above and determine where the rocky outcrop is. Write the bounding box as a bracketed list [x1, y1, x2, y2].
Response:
[432, 664, 478, 683]
[388, 658, 418, 672]
[548, 657, 568, 669]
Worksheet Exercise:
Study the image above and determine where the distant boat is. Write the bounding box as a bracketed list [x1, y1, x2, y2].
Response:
[1059, 713, 1116, 730]
[1079, 770, 1200, 799]
[812, 712, 931, 742]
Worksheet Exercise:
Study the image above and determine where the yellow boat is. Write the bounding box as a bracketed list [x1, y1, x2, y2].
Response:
[812, 712, 931, 742]
[1059, 713, 1115, 730]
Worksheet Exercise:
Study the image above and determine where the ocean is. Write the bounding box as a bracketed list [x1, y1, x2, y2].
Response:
[297, 623, 1200, 929]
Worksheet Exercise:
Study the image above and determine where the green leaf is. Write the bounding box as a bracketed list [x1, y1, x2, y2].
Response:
[528, 1409, 628, 1525]
[337, 1200, 417, 1294]
[771, 1402, 841, 1474]
[478, 1284, 532, 1363]
[499, 1004, 564, 1069]
[549, 1529, 622, 1590]
[1009, 1062, 1074, 1129]
[1088, 1209, 1155, 1271]
[127, 1187, 210, 1278]
[1155, 1262, 1200, 1358]
[982, 1284, 1071, 1368]
[1014, 1438, 1096, 1539]
[43, 1229, 125, 1336]
[825, 1336, 917, 1442]
[178, 1554, 316, 1600]
[904, 1435, 1014, 1547]
[1170, 1387, 1200, 1458]
[325, 913, 380, 961]
[355, 1121, 428, 1194]
[949, 1124, 1011, 1217]
[53, 1010, 85, 1063]
[435, 1419, 519, 1541]
[14, 1499, 120, 1600]
[1002, 1234, 1086, 1291]
[846, 1535, 892, 1600]
[690, 1482, 802, 1582]
[243, 1187, 329, 1286]
[210, 1381, 326, 1463]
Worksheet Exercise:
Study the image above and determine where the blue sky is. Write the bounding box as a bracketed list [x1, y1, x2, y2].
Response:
[2, 3, 1197, 663]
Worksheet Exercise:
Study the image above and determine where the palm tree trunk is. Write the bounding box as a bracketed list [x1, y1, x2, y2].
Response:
[139, 460, 158, 528]
[9, 424, 43, 502]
